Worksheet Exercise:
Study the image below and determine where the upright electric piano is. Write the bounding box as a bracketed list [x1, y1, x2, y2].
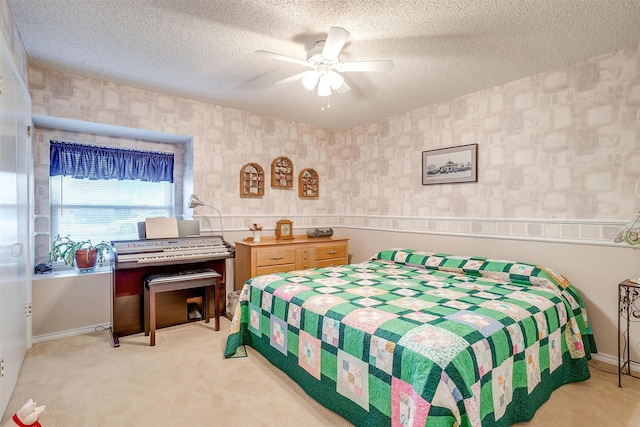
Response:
[110, 235, 234, 347]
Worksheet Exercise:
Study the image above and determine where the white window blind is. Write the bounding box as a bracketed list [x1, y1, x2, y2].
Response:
[50, 176, 174, 242]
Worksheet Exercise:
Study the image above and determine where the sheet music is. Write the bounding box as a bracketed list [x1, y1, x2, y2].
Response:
[145, 217, 179, 239]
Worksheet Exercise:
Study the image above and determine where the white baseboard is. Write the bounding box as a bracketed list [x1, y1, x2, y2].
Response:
[591, 352, 640, 373]
[32, 323, 112, 344]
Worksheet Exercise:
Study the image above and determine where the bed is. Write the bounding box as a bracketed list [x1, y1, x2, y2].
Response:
[225, 248, 596, 426]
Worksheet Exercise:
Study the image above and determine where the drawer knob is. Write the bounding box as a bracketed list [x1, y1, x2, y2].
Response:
[327, 250, 337, 255]
[270, 255, 282, 260]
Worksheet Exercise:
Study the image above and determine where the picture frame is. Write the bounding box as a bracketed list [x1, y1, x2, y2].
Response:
[422, 144, 478, 185]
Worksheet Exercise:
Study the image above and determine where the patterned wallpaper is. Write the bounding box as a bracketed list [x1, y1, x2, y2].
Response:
[339, 45, 640, 243]
[28, 66, 343, 227]
[0, 0, 27, 81]
[344, 46, 640, 220]
[26, 43, 640, 261]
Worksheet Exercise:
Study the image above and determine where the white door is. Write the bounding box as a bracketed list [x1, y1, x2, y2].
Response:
[0, 48, 29, 417]
[16, 66, 31, 350]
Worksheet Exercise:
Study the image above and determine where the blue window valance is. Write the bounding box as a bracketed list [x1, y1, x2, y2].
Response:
[50, 140, 174, 183]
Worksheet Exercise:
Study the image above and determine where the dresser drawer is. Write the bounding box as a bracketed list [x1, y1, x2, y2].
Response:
[255, 246, 297, 267]
[316, 258, 347, 268]
[256, 263, 297, 276]
[315, 242, 347, 261]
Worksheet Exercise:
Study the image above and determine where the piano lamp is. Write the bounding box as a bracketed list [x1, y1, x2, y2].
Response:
[189, 194, 224, 239]
[615, 210, 640, 283]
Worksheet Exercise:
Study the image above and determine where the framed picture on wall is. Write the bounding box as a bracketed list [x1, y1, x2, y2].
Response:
[422, 144, 478, 185]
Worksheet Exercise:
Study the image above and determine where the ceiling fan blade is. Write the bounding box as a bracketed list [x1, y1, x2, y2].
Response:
[256, 50, 312, 68]
[275, 72, 307, 85]
[336, 81, 351, 94]
[339, 60, 394, 72]
[322, 27, 350, 59]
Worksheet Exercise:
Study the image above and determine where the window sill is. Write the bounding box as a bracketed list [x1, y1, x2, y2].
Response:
[32, 266, 112, 281]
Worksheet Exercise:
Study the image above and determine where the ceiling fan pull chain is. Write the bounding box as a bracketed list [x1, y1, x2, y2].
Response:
[321, 95, 330, 111]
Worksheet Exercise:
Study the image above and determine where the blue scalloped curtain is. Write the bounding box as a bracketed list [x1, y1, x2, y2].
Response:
[50, 140, 174, 183]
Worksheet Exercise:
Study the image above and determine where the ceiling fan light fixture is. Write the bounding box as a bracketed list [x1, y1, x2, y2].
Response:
[301, 71, 319, 91]
[326, 70, 344, 91]
[258, 26, 392, 98]
[317, 76, 332, 97]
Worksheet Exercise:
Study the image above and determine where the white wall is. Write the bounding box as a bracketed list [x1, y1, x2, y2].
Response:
[31, 270, 110, 342]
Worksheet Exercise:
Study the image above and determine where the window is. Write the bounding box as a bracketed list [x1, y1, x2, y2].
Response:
[50, 140, 175, 242]
[50, 177, 173, 241]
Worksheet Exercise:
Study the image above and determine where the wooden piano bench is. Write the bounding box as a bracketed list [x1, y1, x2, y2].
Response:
[143, 269, 222, 346]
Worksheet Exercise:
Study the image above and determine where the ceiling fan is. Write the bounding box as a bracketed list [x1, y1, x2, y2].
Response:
[256, 27, 394, 97]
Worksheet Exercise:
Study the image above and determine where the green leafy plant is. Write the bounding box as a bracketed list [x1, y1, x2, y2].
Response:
[48, 234, 112, 268]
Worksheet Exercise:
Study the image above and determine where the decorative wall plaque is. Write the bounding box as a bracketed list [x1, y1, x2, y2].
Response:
[240, 162, 265, 197]
[271, 156, 294, 189]
[298, 168, 319, 199]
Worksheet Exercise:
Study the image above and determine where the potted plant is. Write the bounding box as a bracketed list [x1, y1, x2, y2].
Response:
[48, 234, 112, 272]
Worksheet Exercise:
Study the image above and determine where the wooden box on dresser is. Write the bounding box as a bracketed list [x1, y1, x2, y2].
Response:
[234, 236, 349, 291]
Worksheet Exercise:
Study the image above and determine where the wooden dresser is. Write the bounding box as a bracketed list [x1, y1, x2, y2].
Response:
[234, 236, 349, 290]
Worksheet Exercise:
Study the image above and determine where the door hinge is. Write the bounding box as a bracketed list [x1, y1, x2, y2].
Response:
[27, 125, 31, 137]
[28, 302, 32, 316]
[1, 359, 4, 377]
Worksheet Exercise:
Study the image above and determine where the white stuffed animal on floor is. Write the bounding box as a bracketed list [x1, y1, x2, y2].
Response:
[3, 400, 44, 427]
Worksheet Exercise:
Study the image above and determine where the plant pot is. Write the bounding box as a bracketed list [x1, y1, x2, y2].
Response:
[75, 248, 98, 272]
[252, 230, 261, 243]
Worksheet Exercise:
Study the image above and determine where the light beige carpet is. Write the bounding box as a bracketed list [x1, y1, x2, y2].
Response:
[2, 318, 640, 426]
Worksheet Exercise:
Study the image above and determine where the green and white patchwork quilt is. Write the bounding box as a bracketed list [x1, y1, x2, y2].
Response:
[225, 249, 596, 426]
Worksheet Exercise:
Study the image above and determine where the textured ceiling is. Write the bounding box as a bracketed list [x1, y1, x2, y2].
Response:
[8, 0, 640, 130]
